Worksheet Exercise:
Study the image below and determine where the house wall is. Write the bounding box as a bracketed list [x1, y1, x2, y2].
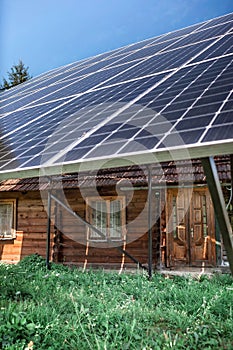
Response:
[0, 191, 54, 263]
[0, 184, 231, 270]
[0, 186, 159, 269]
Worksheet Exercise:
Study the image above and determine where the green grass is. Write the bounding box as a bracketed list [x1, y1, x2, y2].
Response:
[0, 254, 233, 349]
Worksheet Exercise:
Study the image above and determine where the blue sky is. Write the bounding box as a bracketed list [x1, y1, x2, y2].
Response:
[1, 0, 233, 80]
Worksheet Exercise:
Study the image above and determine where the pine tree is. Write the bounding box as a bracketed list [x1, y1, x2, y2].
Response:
[1, 60, 32, 90]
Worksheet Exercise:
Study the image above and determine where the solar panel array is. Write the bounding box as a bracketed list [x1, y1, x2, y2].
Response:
[0, 13, 233, 179]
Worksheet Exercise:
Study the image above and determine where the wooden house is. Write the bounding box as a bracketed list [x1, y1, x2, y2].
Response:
[0, 13, 233, 275]
[0, 157, 232, 272]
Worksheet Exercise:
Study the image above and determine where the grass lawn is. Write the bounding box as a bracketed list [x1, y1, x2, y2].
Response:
[0, 254, 232, 349]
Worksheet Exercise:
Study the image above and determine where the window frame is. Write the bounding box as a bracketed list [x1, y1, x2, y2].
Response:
[0, 199, 17, 240]
[86, 196, 126, 242]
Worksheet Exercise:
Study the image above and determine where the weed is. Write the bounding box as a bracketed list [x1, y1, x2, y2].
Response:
[0, 255, 232, 349]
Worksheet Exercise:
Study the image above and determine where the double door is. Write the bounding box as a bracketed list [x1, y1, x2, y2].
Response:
[166, 188, 215, 267]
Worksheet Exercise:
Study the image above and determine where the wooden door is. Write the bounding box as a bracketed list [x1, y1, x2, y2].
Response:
[166, 188, 215, 267]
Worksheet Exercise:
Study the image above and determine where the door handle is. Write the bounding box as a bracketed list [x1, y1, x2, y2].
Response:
[190, 228, 194, 239]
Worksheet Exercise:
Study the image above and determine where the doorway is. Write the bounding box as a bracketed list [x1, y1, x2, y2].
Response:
[166, 188, 216, 267]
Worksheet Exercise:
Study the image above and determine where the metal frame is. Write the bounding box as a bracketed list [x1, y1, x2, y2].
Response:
[36, 156, 233, 277]
[1, 142, 233, 181]
[46, 166, 158, 278]
[1, 156, 232, 276]
[202, 157, 233, 275]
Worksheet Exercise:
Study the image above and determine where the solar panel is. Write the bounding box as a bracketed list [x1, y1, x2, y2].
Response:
[0, 12, 233, 179]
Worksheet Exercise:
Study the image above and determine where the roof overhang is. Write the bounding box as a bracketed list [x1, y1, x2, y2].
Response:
[0, 141, 232, 180]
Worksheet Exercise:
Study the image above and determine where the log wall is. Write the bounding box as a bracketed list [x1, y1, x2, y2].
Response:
[0, 184, 230, 269]
[0, 191, 54, 263]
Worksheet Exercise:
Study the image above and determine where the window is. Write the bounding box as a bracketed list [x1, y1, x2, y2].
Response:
[86, 197, 126, 242]
[0, 200, 16, 239]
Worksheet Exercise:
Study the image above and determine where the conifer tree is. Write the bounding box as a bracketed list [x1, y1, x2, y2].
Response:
[1, 60, 32, 90]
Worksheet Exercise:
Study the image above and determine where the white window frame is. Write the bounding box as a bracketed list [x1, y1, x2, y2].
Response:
[0, 199, 17, 240]
[86, 196, 126, 242]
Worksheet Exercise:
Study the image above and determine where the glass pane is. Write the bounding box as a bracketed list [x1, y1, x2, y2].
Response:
[90, 201, 107, 240]
[110, 200, 122, 239]
[0, 203, 13, 237]
[201, 195, 208, 237]
[172, 196, 177, 238]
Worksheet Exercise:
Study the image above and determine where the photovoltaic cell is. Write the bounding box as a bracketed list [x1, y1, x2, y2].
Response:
[202, 124, 233, 141]
[191, 35, 233, 62]
[200, 13, 233, 29]
[0, 12, 232, 178]
[151, 22, 204, 43]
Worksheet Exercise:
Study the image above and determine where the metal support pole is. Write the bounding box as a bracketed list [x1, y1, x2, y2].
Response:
[202, 157, 233, 275]
[148, 166, 153, 279]
[230, 155, 233, 205]
[46, 189, 52, 269]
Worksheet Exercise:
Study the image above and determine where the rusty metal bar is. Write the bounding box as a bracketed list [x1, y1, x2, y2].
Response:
[202, 157, 233, 275]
